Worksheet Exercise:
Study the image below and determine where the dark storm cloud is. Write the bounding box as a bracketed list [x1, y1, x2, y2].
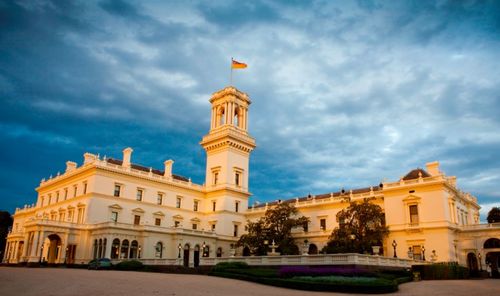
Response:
[0, 0, 499, 218]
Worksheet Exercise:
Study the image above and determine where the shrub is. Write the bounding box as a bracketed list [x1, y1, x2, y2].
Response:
[114, 260, 144, 271]
[211, 261, 249, 272]
[278, 266, 375, 278]
[412, 262, 469, 280]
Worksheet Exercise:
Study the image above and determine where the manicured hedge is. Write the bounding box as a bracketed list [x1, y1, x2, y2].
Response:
[211, 261, 249, 272]
[211, 271, 398, 294]
[114, 260, 144, 271]
[412, 262, 469, 280]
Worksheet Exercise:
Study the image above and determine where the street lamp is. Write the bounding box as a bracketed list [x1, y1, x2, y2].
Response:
[478, 253, 482, 271]
[178, 243, 182, 259]
[422, 246, 426, 261]
[392, 240, 398, 258]
[138, 246, 142, 259]
[202, 241, 206, 257]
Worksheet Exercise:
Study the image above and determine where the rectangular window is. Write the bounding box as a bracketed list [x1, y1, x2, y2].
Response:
[409, 205, 419, 225]
[155, 218, 161, 226]
[68, 210, 74, 222]
[233, 225, 238, 237]
[134, 215, 141, 225]
[193, 200, 199, 212]
[174, 221, 180, 227]
[48, 194, 52, 205]
[235, 201, 240, 213]
[176, 197, 182, 208]
[235, 172, 240, 186]
[320, 219, 326, 230]
[412, 245, 422, 260]
[114, 184, 121, 197]
[303, 221, 309, 232]
[157, 193, 163, 205]
[77, 208, 84, 224]
[213, 172, 219, 185]
[83, 182, 87, 194]
[192, 224, 197, 230]
[136, 189, 143, 201]
[59, 212, 65, 222]
[111, 211, 118, 222]
[73, 185, 77, 198]
[212, 201, 216, 212]
[64, 188, 68, 200]
[211, 224, 216, 231]
[56, 192, 60, 203]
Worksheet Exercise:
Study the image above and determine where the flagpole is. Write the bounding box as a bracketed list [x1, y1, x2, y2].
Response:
[230, 57, 233, 86]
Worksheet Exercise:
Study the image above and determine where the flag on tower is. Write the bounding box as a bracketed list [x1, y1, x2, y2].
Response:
[231, 59, 247, 69]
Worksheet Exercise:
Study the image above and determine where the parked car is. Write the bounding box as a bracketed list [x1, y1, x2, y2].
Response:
[88, 258, 112, 270]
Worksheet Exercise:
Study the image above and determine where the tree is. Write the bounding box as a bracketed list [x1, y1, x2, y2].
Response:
[487, 207, 500, 223]
[0, 211, 13, 259]
[322, 199, 388, 254]
[237, 202, 309, 255]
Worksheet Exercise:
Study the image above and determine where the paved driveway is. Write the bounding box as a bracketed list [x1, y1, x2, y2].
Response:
[0, 267, 498, 296]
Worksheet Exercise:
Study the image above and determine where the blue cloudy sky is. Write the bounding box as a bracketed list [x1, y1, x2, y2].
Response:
[1, 0, 499, 219]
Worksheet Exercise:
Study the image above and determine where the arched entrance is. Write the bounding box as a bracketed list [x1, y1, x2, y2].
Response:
[183, 244, 190, 267]
[467, 253, 479, 276]
[243, 246, 250, 256]
[484, 238, 500, 278]
[194, 245, 200, 267]
[47, 234, 62, 264]
[308, 244, 318, 255]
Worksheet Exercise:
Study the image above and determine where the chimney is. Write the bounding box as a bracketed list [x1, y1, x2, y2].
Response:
[66, 161, 77, 172]
[426, 161, 440, 176]
[164, 160, 174, 177]
[83, 152, 96, 164]
[122, 147, 133, 169]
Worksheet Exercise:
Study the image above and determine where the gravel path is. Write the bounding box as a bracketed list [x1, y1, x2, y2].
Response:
[0, 267, 498, 296]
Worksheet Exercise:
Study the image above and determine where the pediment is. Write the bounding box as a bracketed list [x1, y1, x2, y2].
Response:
[153, 211, 165, 216]
[403, 194, 421, 203]
[190, 217, 201, 222]
[172, 214, 184, 220]
[132, 207, 145, 213]
[108, 204, 123, 210]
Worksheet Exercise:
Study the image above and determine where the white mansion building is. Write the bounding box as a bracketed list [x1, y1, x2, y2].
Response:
[3, 87, 500, 272]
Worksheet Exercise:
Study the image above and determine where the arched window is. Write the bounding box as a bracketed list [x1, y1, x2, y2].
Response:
[234, 107, 240, 127]
[121, 240, 129, 259]
[130, 240, 138, 259]
[155, 242, 163, 258]
[103, 238, 107, 258]
[111, 239, 120, 259]
[98, 239, 103, 258]
[202, 245, 210, 257]
[217, 106, 225, 126]
[216, 247, 222, 257]
[93, 239, 98, 259]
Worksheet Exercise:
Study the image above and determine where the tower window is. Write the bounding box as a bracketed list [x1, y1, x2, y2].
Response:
[83, 182, 88, 194]
[212, 201, 216, 212]
[111, 211, 118, 222]
[155, 218, 161, 226]
[134, 215, 141, 225]
[235, 201, 240, 213]
[233, 225, 239, 237]
[176, 197, 182, 208]
[235, 172, 241, 186]
[193, 200, 199, 212]
[157, 193, 163, 205]
[213, 172, 219, 185]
